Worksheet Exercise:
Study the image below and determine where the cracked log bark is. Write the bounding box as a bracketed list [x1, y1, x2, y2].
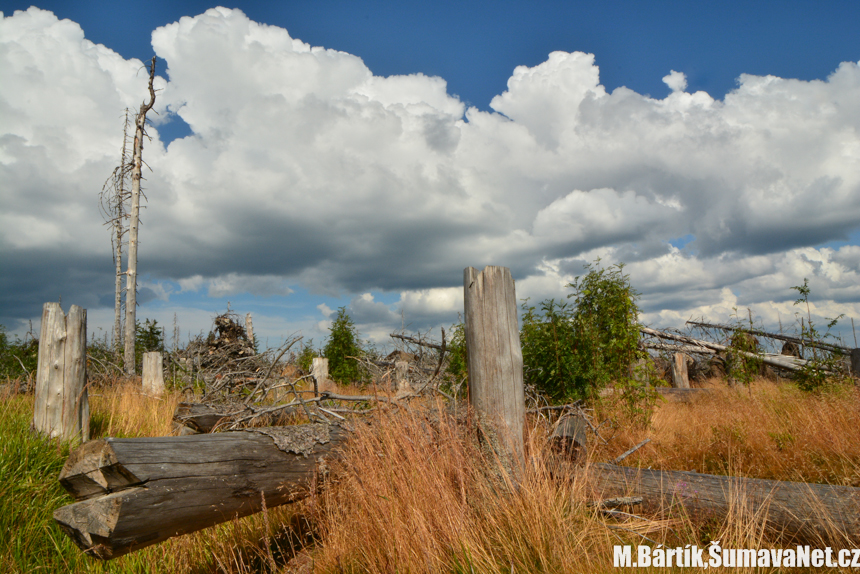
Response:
[590, 464, 860, 545]
[53, 424, 348, 559]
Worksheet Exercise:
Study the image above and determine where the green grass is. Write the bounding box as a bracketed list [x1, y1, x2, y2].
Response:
[0, 394, 102, 573]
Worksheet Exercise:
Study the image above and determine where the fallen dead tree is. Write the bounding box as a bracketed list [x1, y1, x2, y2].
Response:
[686, 320, 852, 354]
[590, 463, 860, 545]
[53, 424, 349, 559]
[639, 326, 828, 372]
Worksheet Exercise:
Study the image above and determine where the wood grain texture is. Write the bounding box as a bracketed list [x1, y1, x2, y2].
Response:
[464, 266, 525, 475]
[53, 425, 348, 559]
[33, 303, 89, 441]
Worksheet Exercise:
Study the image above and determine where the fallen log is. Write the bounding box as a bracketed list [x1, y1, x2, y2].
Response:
[590, 463, 860, 544]
[640, 326, 826, 372]
[686, 320, 851, 353]
[53, 424, 348, 560]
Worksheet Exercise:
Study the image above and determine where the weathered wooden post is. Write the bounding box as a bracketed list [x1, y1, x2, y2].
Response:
[142, 352, 165, 396]
[670, 352, 690, 388]
[463, 266, 525, 476]
[395, 360, 410, 392]
[312, 357, 331, 394]
[33, 303, 90, 442]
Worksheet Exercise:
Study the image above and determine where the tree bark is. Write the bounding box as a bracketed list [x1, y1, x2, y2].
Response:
[464, 266, 525, 477]
[33, 303, 89, 442]
[590, 463, 860, 545]
[124, 57, 157, 375]
[53, 424, 348, 559]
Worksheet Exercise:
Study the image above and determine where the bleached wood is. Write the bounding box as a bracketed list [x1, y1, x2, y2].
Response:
[312, 357, 332, 393]
[670, 352, 690, 388]
[141, 352, 164, 396]
[33, 303, 89, 442]
[124, 57, 156, 375]
[464, 266, 525, 476]
[395, 360, 410, 392]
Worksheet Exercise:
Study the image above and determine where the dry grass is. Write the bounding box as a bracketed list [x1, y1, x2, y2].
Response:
[593, 378, 860, 486]
[88, 378, 184, 438]
[11, 376, 859, 573]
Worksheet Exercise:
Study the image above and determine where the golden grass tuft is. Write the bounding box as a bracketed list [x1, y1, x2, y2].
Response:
[594, 378, 860, 486]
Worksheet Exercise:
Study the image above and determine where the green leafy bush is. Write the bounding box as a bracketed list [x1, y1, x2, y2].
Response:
[521, 260, 645, 402]
[296, 339, 321, 372]
[323, 307, 365, 384]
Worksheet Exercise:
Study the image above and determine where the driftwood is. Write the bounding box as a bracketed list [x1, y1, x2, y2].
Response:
[53, 424, 349, 560]
[590, 464, 860, 544]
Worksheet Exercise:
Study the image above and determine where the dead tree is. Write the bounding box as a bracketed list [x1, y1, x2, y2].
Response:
[124, 57, 157, 375]
[99, 109, 133, 356]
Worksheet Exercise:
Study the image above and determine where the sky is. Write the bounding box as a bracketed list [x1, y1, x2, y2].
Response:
[2, 1, 860, 351]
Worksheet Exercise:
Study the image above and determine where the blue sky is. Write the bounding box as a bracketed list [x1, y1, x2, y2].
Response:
[2, 1, 860, 349]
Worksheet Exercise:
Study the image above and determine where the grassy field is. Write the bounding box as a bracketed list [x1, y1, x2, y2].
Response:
[1, 378, 858, 573]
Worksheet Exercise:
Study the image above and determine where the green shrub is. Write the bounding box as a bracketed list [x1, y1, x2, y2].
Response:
[790, 279, 849, 391]
[296, 340, 321, 372]
[442, 321, 469, 397]
[521, 259, 645, 402]
[323, 308, 364, 384]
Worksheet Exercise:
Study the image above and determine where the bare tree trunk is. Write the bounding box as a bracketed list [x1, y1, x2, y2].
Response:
[112, 110, 130, 355]
[463, 266, 525, 478]
[124, 57, 157, 375]
[33, 303, 89, 442]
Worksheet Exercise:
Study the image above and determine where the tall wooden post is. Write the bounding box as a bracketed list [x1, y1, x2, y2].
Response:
[33, 303, 90, 442]
[463, 266, 525, 476]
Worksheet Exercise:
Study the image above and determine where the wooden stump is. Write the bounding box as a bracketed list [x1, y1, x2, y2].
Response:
[670, 352, 690, 388]
[53, 424, 349, 559]
[464, 266, 525, 477]
[33, 303, 89, 442]
[141, 352, 165, 396]
[312, 357, 332, 393]
[395, 360, 410, 392]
